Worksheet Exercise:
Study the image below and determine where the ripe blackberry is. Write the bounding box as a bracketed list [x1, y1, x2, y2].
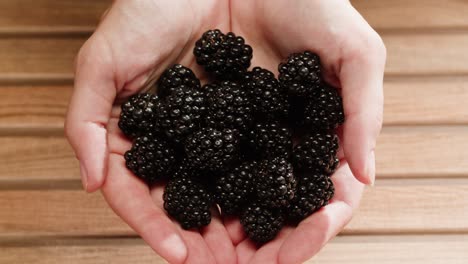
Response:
[118, 93, 161, 138]
[247, 122, 292, 160]
[124, 133, 177, 184]
[185, 127, 241, 171]
[157, 86, 207, 142]
[157, 64, 201, 98]
[292, 131, 339, 175]
[243, 67, 289, 120]
[302, 84, 345, 129]
[240, 203, 284, 243]
[214, 161, 257, 215]
[278, 51, 322, 96]
[194, 29, 253, 80]
[255, 158, 296, 208]
[163, 176, 213, 229]
[287, 173, 334, 223]
[205, 81, 253, 133]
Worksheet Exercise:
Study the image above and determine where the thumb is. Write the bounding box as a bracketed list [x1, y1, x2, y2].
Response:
[65, 38, 116, 192]
[339, 35, 386, 185]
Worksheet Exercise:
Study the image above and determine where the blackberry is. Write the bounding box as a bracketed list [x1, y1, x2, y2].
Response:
[118, 93, 161, 138]
[185, 127, 241, 172]
[157, 86, 207, 142]
[278, 51, 322, 96]
[163, 176, 213, 229]
[194, 29, 253, 80]
[124, 133, 177, 184]
[287, 173, 334, 223]
[157, 64, 201, 98]
[255, 158, 296, 208]
[292, 131, 339, 175]
[243, 67, 289, 120]
[205, 81, 253, 133]
[247, 122, 292, 160]
[302, 84, 345, 129]
[240, 203, 284, 243]
[214, 161, 257, 215]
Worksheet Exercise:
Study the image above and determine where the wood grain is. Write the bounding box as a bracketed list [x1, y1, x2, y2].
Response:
[0, 85, 71, 130]
[1, 181, 467, 236]
[3, 33, 468, 79]
[1, 126, 466, 182]
[0, 0, 110, 32]
[384, 32, 468, 75]
[376, 127, 468, 178]
[1, 235, 467, 264]
[0, 136, 79, 181]
[353, 0, 468, 30]
[383, 77, 468, 125]
[1, 77, 467, 131]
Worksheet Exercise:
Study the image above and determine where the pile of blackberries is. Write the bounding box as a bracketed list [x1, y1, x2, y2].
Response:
[119, 29, 344, 243]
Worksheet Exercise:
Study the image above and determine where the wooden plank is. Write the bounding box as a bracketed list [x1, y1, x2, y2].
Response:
[0, 36, 85, 77]
[0, 85, 70, 130]
[0, 0, 110, 31]
[376, 127, 468, 178]
[310, 235, 468, 264]
[384, 32, 468, 75]
[1, 235, 467, 264]
[2, 33, 468, 78]
[352, 0, 468, 30]
[0, 126, 466, 181]
[1, 181, 467, 236]
[0, 136, 79, 181]
[1, 78, 467, 131]
[383, 77, 468, 125]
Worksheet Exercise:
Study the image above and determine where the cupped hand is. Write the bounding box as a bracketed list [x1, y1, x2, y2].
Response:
[65, 1, 236, 263]
[229, 0, 386, 263]
[65, 0, 386, 263]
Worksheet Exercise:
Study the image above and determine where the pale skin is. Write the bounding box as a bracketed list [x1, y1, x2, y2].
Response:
[65, 0, 386, 263]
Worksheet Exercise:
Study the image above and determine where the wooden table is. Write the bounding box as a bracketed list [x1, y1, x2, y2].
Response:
[0, 0, 467, 263]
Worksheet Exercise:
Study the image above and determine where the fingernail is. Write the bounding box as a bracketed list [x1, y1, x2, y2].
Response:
[367, 151, 376, 186]
[161, 234, 187, 261]
[79, 162, 88, 191]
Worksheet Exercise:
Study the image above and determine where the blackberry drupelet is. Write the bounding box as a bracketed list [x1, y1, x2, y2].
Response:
[287, 173, 334, 223]
[185, 127, 241, 172]
[194, 29, 253, 80]
[124, 133, 177, 184]
[278, 51, 322, 96]
[292, 131, 340, 175]
[118, 93, 161, 138]
[255, 158, 296, 208]
[157, 64, 201, 98]
[214, 161, 257, 215]
[157, 86, 207, 142]
[205, 81, 253, 134]
[243, 67, 289, 120]
[302, 84, 345, 129]
[240, 203, 284, 243]
[163, 176, 213, 229]
[247, 122, 292, 160]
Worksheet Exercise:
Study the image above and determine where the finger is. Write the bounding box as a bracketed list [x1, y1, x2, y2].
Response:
[200, 209, 237, 264]
[235, 238, 257, 264]
[340, 31, 386, 185]
[65, 38, 116, 192]
[150, 184, 217, 264]
[102, 154, 188, 264]
[277, 163, 364, 264]
[248, 227, 294, 264]
[224, 215, 247, 245]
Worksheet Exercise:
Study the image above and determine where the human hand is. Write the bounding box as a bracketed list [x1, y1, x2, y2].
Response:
[228, 0, 386, 263]
[65, 1, 237, 263]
